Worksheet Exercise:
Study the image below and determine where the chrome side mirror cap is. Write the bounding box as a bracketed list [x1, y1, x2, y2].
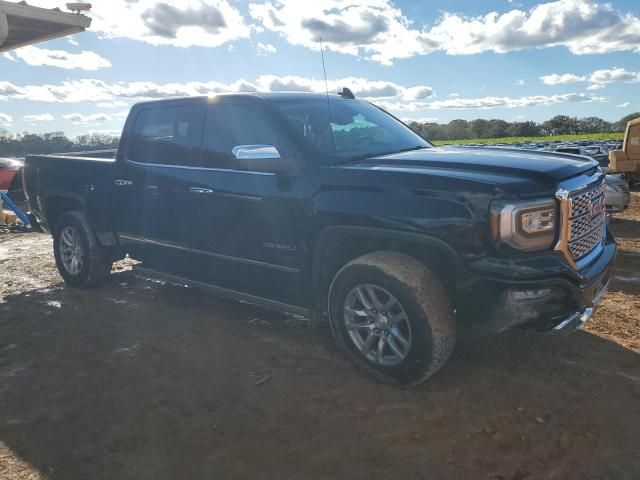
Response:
[231, 144, 294, 174]
[232, 145, 281, 160]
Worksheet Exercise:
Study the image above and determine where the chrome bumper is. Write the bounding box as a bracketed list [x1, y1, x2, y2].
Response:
[551, 279, 609, 333]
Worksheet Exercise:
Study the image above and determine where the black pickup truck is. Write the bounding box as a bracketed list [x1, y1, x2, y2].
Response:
[23, 92, 616, 385]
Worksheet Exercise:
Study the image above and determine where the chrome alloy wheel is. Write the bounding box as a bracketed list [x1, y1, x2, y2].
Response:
[59, 226, 84, 276]
[343, 284, 412, 366]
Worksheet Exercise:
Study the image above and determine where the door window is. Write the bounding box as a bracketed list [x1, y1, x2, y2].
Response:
[128, 106, 198, 166]
[201, 104, 280, 169]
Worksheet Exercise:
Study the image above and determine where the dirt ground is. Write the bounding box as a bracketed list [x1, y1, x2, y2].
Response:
[1, 195, 639, 480]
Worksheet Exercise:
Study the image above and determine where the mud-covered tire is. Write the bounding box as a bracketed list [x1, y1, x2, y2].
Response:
[328, 251, 455, 386]
[53, 211, 112, 288]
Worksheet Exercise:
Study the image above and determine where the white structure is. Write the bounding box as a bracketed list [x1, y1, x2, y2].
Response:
[0, 0, 91, 52]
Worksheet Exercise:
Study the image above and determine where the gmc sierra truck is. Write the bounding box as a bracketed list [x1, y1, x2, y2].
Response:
[23, 92, 616, 385]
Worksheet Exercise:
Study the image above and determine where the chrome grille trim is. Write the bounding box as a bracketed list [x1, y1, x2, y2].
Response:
[555, 172, 606, 269]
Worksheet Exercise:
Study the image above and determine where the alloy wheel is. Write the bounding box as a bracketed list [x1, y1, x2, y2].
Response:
[343, 284, 412, 366]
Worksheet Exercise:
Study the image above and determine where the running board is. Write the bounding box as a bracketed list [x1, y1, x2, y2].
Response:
[132, 266, 312, 318]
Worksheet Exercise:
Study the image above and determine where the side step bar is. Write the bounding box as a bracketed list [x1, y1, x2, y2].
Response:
[132, 266, 313, 318]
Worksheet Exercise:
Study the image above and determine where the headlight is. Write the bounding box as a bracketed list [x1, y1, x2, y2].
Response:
[490, 199, 557, 252]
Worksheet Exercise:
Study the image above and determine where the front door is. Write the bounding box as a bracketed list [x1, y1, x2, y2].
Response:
[185, 100, 308, 303]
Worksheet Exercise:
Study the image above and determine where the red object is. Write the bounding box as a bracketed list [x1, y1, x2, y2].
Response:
[0, 169, 18, 191]
[0, 159, 21, 191]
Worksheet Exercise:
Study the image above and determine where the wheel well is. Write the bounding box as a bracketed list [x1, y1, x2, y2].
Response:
[312, 228, 459, 311]
[45, 196, 83, 231]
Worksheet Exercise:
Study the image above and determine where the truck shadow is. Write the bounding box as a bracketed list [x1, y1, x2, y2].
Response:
[0, 273, 639, 479]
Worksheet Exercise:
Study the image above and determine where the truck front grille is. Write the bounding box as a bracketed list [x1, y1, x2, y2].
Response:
[555, 175, 606, 268]
[568, 183, 606, 260]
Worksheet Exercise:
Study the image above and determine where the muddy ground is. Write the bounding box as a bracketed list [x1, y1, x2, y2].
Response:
[0, 194, 639, 480]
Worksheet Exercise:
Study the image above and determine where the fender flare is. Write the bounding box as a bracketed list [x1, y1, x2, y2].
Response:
[42, 190, 86, 228]
[311, 225, 462, 308]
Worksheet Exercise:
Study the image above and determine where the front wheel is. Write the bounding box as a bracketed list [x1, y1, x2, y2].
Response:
[328, 251, 456, 386]
[53, 211, 113, 288]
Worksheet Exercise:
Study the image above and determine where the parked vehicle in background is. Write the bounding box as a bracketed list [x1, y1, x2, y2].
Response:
[0, 157, 22, 191]
[603, 174, 631, 213]
[609, 117, 640, 186]
[23, 92, 616, 386]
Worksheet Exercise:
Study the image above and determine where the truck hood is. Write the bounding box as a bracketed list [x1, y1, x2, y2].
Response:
[350, 146, 597, 184]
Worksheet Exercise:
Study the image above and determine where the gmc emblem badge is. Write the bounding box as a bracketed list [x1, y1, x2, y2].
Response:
[590, 195, 605, 221]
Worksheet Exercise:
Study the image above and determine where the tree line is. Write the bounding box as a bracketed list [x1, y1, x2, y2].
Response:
[0, 131, 119, 158]
[406, 113, 639, 142]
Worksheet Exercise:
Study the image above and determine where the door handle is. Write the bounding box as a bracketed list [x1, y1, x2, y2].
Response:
[189, 187, 214, 195]
[114, 179, 133, 186]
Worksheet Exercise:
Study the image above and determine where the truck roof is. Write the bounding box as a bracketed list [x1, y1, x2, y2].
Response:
[131, 92, 353, 108]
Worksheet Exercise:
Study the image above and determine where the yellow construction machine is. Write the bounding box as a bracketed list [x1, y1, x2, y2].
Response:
[609, 117, 640, 185]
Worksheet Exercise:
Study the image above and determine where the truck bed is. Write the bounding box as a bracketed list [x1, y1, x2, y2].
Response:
[23, 150, 116, 235]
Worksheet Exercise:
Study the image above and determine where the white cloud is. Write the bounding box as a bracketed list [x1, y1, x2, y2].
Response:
[256, 42, 277, 55]
[589, 67, 640, 85]
[617, 102, 631, 108]
[67, 37, 79, 46]
[249, 0, 431, 65]
[23, 113, 54, 123]
[86, 129, 122, 137]
[0, 113, 12, 125]
[540, 73, 587, 85]
[431, 93, 603, 110]
[96, 101, 129, 109]
[541, 67, 640, 88]
[402, 117, 438, 124]
[62, 111, 129, 125]
[10, 46, 111, 70]
[249, 0, 640, 64]
[0, 77, 435, 104]
[377, 92, 605, 111]
[2, 52, 16, 62]
[29, 0, 250, 48]
[515, 79, 525, 86]
[0, 75, 608, 115]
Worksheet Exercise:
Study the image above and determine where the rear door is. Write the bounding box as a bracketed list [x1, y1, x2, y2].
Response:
[111, 101, 204, 271]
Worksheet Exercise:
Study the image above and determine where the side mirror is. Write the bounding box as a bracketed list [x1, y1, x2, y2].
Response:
[232, 144, 293, 173]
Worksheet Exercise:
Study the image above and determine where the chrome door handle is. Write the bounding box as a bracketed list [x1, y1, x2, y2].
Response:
[189, 187, 214, 195]
[114, 179, 133, 186]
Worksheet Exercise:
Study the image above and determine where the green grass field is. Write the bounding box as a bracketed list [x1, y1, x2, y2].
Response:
[431, 133, 624, 146]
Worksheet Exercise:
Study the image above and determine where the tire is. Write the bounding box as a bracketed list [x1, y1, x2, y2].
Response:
[53, 211, 113, 288]
[328, 251, 455, 386]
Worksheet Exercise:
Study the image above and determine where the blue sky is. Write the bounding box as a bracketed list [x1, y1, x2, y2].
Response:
[1, 0, 639, 136]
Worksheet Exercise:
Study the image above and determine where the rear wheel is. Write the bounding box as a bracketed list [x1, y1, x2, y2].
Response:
[53, 211, 112, 288]
[329, 251, 455, 386]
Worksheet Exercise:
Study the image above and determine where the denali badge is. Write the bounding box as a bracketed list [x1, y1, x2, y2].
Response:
[263, 242, 297, 252]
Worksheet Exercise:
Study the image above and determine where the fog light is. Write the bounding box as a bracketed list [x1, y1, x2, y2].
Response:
[511, 289, 552, 300]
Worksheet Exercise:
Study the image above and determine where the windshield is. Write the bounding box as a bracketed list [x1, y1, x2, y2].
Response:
[270, 97, 431, 161]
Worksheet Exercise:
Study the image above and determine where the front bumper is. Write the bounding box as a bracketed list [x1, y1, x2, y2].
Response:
[457, 232, 616, 333]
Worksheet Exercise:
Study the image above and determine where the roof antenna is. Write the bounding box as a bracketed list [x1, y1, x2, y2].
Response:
[319, 37, 332, 125]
